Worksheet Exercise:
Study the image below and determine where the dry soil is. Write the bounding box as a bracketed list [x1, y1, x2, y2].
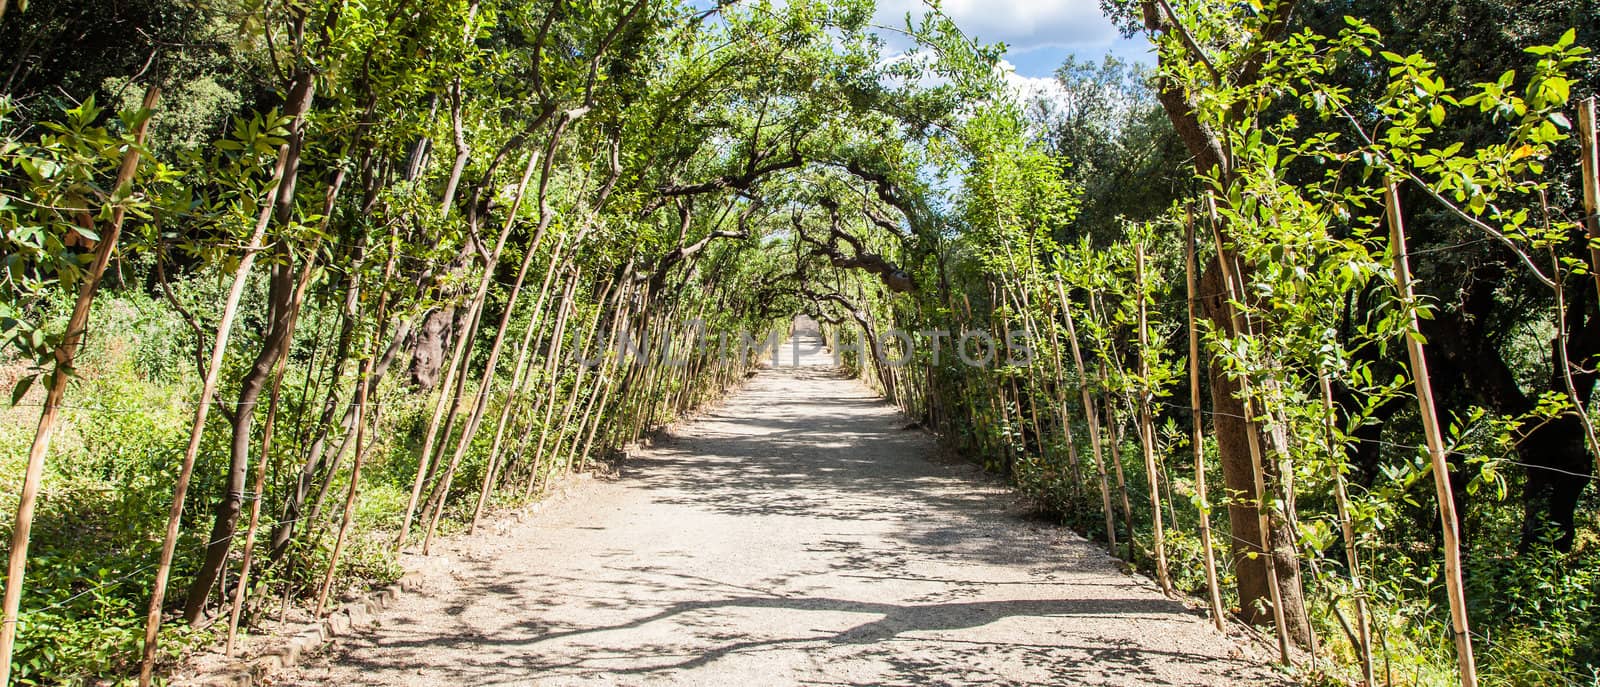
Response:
[275, 333, 1288, 686]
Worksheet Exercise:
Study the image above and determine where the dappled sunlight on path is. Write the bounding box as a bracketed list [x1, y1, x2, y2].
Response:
[280, 341, 1286, 686]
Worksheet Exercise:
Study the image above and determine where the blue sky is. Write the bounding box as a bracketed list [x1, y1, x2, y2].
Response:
[682, 0, 1156, 106]
[867, 0, 1155, 78]
[858, 0, 1155, 105]
[686, 0, 1154, 79]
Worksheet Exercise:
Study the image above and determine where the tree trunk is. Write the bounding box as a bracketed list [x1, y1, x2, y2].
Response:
[140, 69, 312, 686]
[181, 255, 296, 622]
[1198, 259, 1309, 645]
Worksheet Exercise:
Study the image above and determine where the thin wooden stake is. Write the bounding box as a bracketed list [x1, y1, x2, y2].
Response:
[1384, 182, 1477, 687]
[1054, 278, 1118, 554]
[1319, 373, 1376, 685]
[1182, 214, 1225, 628]
[1104, 399, 1136, 562]
[1576, 97, 1600, 316]
[1133, 242, 1172, 594]
[0, 86, 158, 687]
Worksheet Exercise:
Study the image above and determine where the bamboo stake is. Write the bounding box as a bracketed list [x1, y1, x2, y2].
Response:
[1055, 278, 1118, 554]
[1319, 373, 1376, 685]
[485, 234, 576, 488]
[1204, 194, 1293, 663]
[1005, 283, 1050, 484]
[222, 247, 320, 655]
[1036, 284, 1084, 503]
[225, 338, 288, 656]
[468, 326, 535, 530]
[1133, 242, 1172, 594]
[397, 145, 550, 548]
[1384, 182, 1477, 687]
[1184, 209, 1226, 631]
[0, 86, 158, 687]
[314, 347, 376, 616]
[140, 80, 305, 684]
[1089, 293, 1136, 562]
[1104, 400, 1136, 562]
[1576, 97, 1599, 316]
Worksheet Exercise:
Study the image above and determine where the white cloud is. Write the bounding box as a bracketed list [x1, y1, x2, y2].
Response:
[871, 0, 1122, 54]
[997, 59, 1069, 106]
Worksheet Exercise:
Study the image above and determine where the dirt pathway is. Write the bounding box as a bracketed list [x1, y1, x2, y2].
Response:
[278, 334, 1287, 686]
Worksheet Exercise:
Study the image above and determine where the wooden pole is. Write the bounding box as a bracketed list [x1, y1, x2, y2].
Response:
[1037, 294, 1084, 503]
[1204, 195, 1293, 664]
[0, 86, 158, 687]
[1319, 373, 1376, 685]
[1576, 97, 1599, 316]
[1055, 278, 1118, 554]
[305, 224, 400, 616]
[1384, 181, 1477, 687]
[1183, 213, 1225, 628]
[1104, 398, 1136, 562]
[1133, 242, 1172, 594]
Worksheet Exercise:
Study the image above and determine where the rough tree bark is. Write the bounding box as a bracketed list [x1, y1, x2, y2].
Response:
[1138, 0, 1309, 645]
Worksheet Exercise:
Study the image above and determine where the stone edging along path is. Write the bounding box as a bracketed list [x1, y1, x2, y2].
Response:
[177, 575, 421, 687]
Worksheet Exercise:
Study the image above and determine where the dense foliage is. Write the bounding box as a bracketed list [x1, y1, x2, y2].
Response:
[0, 0, 1596, 685]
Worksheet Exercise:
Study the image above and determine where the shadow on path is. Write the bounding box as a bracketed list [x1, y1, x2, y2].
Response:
[279, 341, 1287, 687]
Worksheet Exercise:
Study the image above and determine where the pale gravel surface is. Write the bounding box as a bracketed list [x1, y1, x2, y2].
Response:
[275, 334, 1289, 687]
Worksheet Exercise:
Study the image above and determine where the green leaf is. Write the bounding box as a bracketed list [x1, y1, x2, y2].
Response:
[11, 374, 36, 406]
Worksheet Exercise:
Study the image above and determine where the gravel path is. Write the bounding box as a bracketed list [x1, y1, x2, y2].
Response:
[278, 334, 1288, 687]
